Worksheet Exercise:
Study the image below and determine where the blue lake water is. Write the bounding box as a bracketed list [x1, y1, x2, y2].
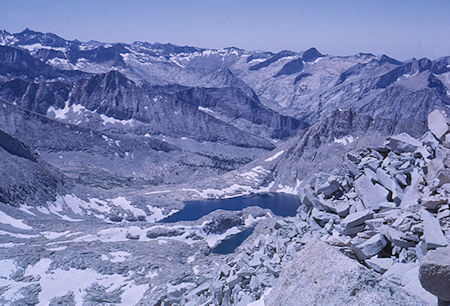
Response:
[161, 192, 301, 223]
[212, 227, 255, 254]
[160, 192, 301, 254]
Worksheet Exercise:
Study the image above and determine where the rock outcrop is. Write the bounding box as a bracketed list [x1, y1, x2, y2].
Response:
[265, 241, 427, 306]
[419, 246, 450, 304]
[294, 109, 449, 302]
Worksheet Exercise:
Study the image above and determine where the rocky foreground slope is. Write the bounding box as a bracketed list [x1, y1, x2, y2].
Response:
[168, 109, 449, 305]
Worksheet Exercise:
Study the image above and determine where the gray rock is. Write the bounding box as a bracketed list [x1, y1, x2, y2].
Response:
[358, 156, 381, 172]
[420, 131, 440, 150]
[385, 133, 423, 154]
[352, 233, 387, 260]
[311, 208, 339, 227]
[395, 173, 408, 186]
[354, 175, 389, 209]
[421, 194, 447, 210]
[415, 241, 428, 262]
[146, 227, 184, 238]
[316, 178, 340, 197]
[364, 168, 378, 183]
[125, 233, 140, 240]
[437, 209, 450, 220]
[345, 160, 360, 177]
[335, 224, 366, 236]
[384, 262, 417, 286]
[303, 189, 348, 216]
[347, 152, 361, 164]
[226, 274, 240, 288]
[426, 158, 445, 182]
[365, 218, 385, 230]
[341, 209, 374, 229]
[427, 110, 449, 140]
[421, 210, 448, 249]
[365, 257, 394, 274]
[376, 168, 403, 204]
[419, 246, 450, 302]
[436, 169, 450, 187]
[401, 169, 423, 208]
[385, 227, 416, 248]
[334, 201, 350, 217]
[265, 241, 425, 306]
[444, 133, 450, 148]
[203, 213, 243, 234]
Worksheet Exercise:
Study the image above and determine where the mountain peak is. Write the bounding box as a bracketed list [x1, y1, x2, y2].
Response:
[378, 54, 402, 65]
[302, 47, 323, 62]
[20, 27, 39, 35]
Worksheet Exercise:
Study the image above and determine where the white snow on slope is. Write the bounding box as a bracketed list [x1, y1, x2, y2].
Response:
[265, 150, 284, 162]
[100, 114, 134, 126]
[109, 196, 146, 217]
[18, 43, 66, 52]
[0, 230, 38, 239]
[41, 230, 70, 240]
[333, 135, 355, 145]
[47, 101, 87, 120]
[21, 258, 148, 305]
[0, 210, 32, 230]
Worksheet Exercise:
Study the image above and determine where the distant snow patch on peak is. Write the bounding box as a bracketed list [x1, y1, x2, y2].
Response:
[333, 135, 355, 145]
[47, 102, 87, 121]
[265, 150, 284, 162]
[100, 114, 134, 126]
[18, 43, 66, 52]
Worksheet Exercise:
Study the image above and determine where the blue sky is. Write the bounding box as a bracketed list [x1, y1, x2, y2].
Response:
[2, 0, 450, 60]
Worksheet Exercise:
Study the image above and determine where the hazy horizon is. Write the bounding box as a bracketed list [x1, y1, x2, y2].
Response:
[2, 0, 450, 60]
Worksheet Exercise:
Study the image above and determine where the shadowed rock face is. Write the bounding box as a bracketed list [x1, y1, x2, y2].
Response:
[249, 50, 297, 71]
[274, 58, 304, 77]
[0, 129, 64, 206]
[0, 130, 36, 162]
[302, 47, 323, 62]
[420, 246, 450, 302]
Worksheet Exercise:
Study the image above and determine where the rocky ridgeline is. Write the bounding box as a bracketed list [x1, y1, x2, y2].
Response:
[296, 110, 449, 299]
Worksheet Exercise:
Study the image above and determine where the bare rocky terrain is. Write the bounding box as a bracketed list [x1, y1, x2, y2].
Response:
[0, 28, 449, 305]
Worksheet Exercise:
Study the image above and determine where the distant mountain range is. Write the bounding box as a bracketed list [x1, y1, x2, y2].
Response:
[0, 28, 449, 204]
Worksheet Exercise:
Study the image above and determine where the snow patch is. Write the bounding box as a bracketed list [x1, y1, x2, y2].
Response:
[333, 135, 355, 145]
[276, 179, 302, 195]
[100, 114, 134, 126]
[41, 230, 70, 240]
[265, 150, 284, 162]
[109, 196, 146, 218]
[0, 210, 32, 230]
[102, 251, 132, 263]
[19, 43, 66, 52]
[21, 258, 147, 305]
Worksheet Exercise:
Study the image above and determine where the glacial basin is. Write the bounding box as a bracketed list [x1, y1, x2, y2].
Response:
[161, 192, 302, 223]
[160, 193, 301, 254]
